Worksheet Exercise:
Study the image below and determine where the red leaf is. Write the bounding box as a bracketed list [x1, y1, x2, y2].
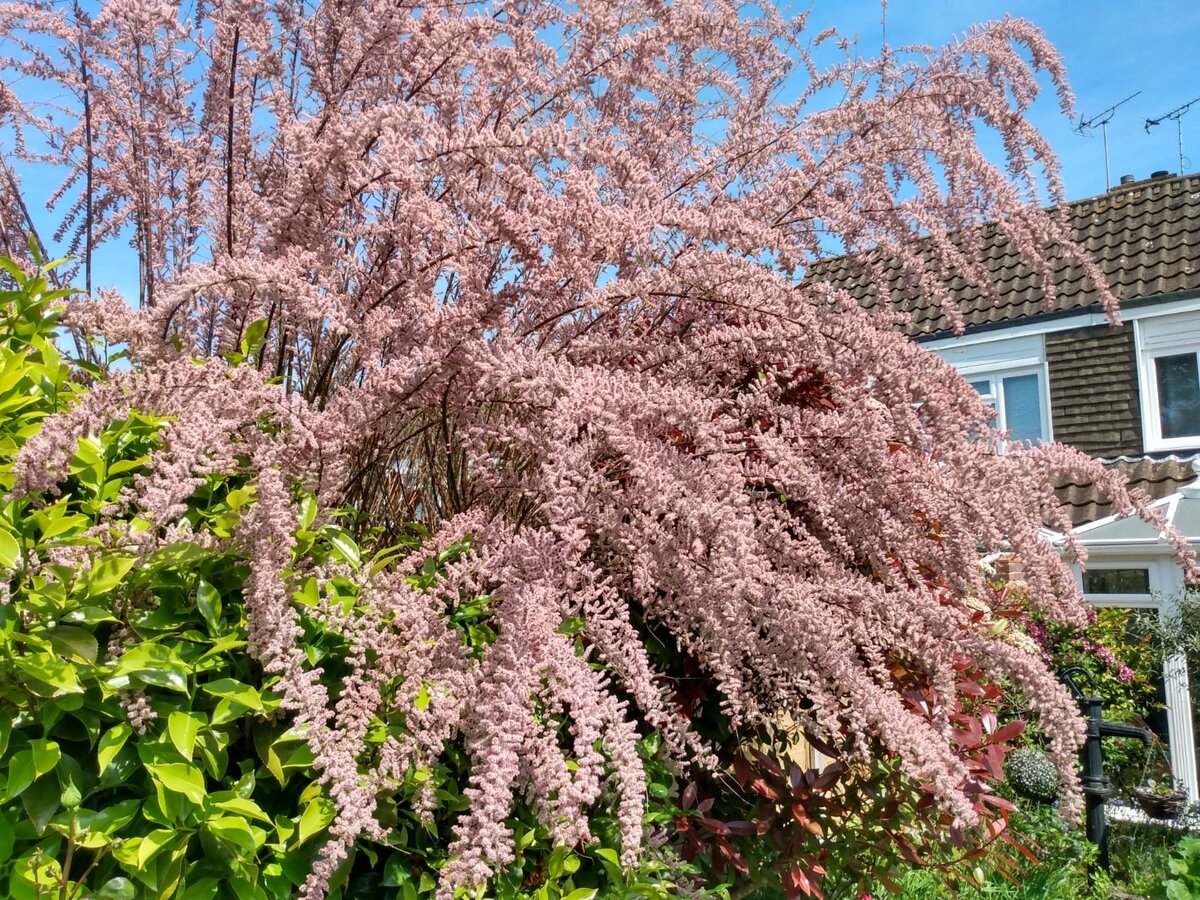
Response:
[956, 679, 987, 698]
[751, 777, 783, 801]
[813, 762, 845, 791]
[804, 730, 840, 758]
[981, 745, 1006, 780]
[980, 792, 1017, 813]
[953, 716, 983, 748]
[986, 719, 1026, 744]
[733, 754, 754, 786]
[1001, 831, 1042, 865]
[698, 817, 730, 835]
[681, 782, 697, 810]
[895, 836, 925, 866]
[751, 748, 785, 779]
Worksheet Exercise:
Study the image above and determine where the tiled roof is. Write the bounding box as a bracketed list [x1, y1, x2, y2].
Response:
[1055, 456, 1199, 526]
[815, 173, 1200, 338]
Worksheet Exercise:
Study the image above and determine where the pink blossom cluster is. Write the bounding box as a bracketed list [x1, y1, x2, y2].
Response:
[1078, 639, 1136, 683]
[0, 1, 1196, 896]
[1020, 616, 1137, 683]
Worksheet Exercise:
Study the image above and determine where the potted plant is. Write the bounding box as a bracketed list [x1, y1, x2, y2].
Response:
[1131, 777, 1189, 819]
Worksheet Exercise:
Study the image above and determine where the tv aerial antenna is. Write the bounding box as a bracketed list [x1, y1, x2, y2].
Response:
[1076, 91, 1141, 192]
[1146, 95, 1200, 177]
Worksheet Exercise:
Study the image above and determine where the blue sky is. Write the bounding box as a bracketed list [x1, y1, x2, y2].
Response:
[9, 0, 1199, 291]
[804, 0, 1200, 200]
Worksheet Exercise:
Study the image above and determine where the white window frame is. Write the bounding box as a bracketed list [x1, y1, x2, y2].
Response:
[962, 364, 1054, 444]
[1135, 314, 1200, 452]
[1075, 558, 1199, 803]
[935, 334, 1054, 444]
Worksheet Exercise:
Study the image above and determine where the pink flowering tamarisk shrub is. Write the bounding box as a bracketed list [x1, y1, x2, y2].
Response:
[0, 259, 704, 898]
[1, 0, 1197, 896]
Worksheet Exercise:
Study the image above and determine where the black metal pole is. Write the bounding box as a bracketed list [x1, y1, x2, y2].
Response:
[1079, 696, 1112, 870]
[1059, 667, 1157, 875]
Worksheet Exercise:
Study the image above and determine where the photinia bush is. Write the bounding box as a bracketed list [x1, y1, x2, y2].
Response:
[667, 645, 1036, 899]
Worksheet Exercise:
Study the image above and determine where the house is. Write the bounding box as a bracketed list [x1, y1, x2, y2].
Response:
[819, 171, 1200, 801]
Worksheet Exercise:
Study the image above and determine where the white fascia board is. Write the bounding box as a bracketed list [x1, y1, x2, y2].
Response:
[920, 290, 1200, 351]
[1065, 496, 1177, 537]
[1072, 539, 1174, 550]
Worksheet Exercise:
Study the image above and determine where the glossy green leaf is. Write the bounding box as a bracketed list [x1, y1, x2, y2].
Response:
[168, 711, 203, 760]
[296, 797, 336, 846]
[210, 697, 251, 726]
[196, 577, 222, 632]
[240, 318, 269, 360]
[145, 762, 207, 804]
[321, 525, 360, 567]
[85, 798, 142, 836]
[137, 828, 180, 868]
[0, 528, 19, 567]
[97, 723, 133, 775]
[87, 553, 137, 596]
[38, 511, 90, 541]
[92, 878, 137, 900]
[202, 677, 262, 710]
[44, 624, 99, 663]
[211, 796, 271, 823]
[0, 811, 14, 863]
[206, 815, 258, 855]
[21, 776, 59, 834]
[110, 642, 189, 692]
[28, 738, 60, 776]
[15, 653, 83, 696]
[5, 750, 36, 800]
[0, 255, 24, 284]
[181, 877, 222, 900]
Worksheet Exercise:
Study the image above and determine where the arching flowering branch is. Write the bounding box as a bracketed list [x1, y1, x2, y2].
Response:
[2, 1, 1196, 896]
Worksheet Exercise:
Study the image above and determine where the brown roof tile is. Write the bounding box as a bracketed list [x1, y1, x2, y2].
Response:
[817, 173, 1200, 338]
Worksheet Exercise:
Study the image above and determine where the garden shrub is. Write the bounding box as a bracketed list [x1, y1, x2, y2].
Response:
[1000, 582, 1163, 791]
[0, 258, 703, 898]
[1157, 834, 1200, 900]
[665, 649, 1037, 899]
[870, 798, 1102, 900]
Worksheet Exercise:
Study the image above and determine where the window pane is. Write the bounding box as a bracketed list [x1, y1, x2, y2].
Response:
[1155, 353, 1200, 439]
[1001, 373, 1044, 442]
[969, 379, 993, 399]
[1083, 568, 1151, 594]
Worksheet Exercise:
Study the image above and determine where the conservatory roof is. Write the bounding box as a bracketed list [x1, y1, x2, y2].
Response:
[1054, 462, 1200, 549]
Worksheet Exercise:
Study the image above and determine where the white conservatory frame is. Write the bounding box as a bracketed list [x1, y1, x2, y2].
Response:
[1056, 487, 1200, 803]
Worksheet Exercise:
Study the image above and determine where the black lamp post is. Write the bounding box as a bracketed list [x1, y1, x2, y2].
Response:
[1061, 667, 1154, 870]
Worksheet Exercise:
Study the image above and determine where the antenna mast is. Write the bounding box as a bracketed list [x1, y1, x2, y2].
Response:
[1146, 95, 1200, 176]
[1076, 92, 1141, 192]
